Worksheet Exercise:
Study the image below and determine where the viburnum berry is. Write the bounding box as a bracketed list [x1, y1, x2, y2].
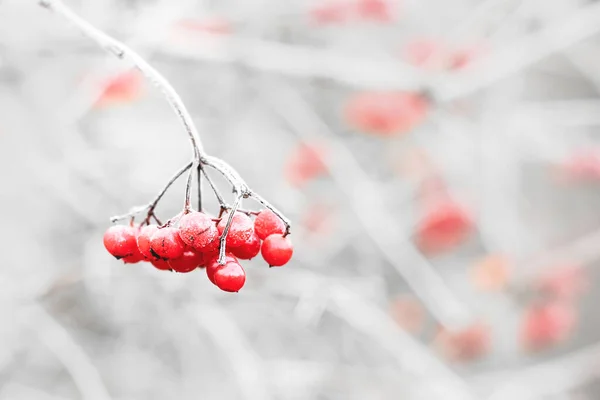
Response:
[213, 260, 246, 292]
[217, 212, 254, 248]
[356, 0, 391, 22]
[137, 225, 159, 260]
[416, 202, 472, 254]
[150, 227, 186, 260]
[168, 248, 204, 273]
[261, 234, 293, 267]
[151, 259, 171, 271]
[103, 225, 139, 259]
[178, 211, 219, 252]
[254, 210, 285, 240]
[520, 301, 577, 352]
[230, 232, 261, 260]
[285, 142, 328, 187]
[435, 323, 491, 362]
[345, 91, 428, 136]
[122, 250, 145, 264]
[205, 254, 238, 284]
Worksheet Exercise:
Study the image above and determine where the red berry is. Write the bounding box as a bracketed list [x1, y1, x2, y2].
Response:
[521, 301, 577, 351]
[137, 225, 159, 260]
[231, 232, 261, 260]
[435, 323, 491, 362]
[205, 254, 238, 284]
[168, 249, 204, 273]
[150, 227, 186, 260]
[285, 142, 328, 187]
[254, 210, 285, 240]
[178, 212, 219, 252]
[345, 91, 428, 136]
[417, 202, 472, 254]
[217, 212, 254, 248]
[213, 261, 246, 292]
[261, 234, 293, 267]
[122, 250, 145, 264]
[103, 225, 139, 259]
[151, 259, 171, 271]
[356, 0, 392, 22]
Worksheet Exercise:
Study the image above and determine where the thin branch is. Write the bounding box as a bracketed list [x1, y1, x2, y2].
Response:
[197, 164, 203, 212]
[201, 168, 227, 209]
[218, 194, 243, 264]
[39, 0, 205, 161]
[110, 161, 193, 223]
[183, 161, 197, 213]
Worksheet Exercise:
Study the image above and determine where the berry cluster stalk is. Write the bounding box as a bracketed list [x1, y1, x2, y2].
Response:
[40, 0, 290, 263]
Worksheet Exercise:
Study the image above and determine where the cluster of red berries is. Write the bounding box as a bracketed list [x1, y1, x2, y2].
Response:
[102, 209, 293, 292]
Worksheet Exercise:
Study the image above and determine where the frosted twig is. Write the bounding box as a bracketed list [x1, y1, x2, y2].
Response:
[110, 161, 193, 223]
[41, 0, 290, 230]
[39, 0, 205, 160]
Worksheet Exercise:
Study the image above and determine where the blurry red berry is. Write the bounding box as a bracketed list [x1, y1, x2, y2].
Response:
[205, 254, 238, 284]
[356, 0, 391, 22]
[254, 210, 285, 240]
[217, 212, 254, 248]
[179, 211, 219, 252]
[390, 295, 425, 334]
[435, 322, 491, 362]
[310, 2, 350, 24]
[417, 202, 472, 254]
[103, 225, 139, 259]
[137, 225, 159, 260]
[151, 259, 171, 271]
[521, 301, 577, 352]
[537, 264, 587, 300]
[213, 261, 246, 292]
[231, 232, 261, 260]
[345, 92, 428, 136]
[168, 249, 204, 273]
[150, 227, 186, 260]
[403, 39, 440, 67]
[95, 70, 144, 107]
[285, 142, 328, 187]
[175, 17, 232, 35]
[261, 234, 293, 267]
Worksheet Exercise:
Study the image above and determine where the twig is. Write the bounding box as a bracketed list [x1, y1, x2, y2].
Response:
[41, 0, 291, 234]
[39, 0, 205, 161]
[218, 194, 243, 264]
[197, 164, 203, 212]
[110, 161, 193, 223]
[201, 168, 227, 209]
[183, 162, 195, 213]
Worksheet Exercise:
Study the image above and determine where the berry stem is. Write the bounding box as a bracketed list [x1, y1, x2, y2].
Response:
[217, 194, 243, 265]
[110, 161, 193, 223]
[197, 164, 204, 212]
[41, 0, 293, 235]
[39, 0, 205, 162]
[201, 167, 228, 209]
[183, 162, 196, 213]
